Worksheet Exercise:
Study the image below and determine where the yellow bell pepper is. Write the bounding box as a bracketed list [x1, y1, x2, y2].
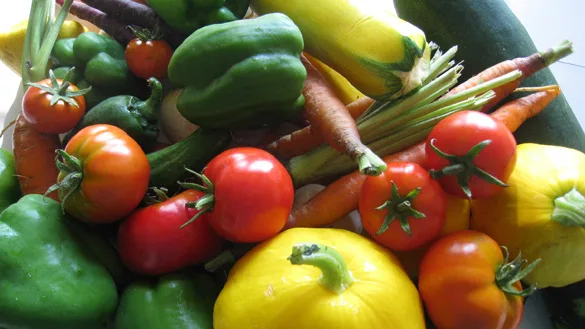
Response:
[0, 19, 87, 76]
[214, 228, 425, 329]
[471, 143, 585, 288]
[394, 194, 470, 278]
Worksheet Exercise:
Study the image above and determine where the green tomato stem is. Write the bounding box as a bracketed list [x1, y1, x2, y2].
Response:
[495, 246, 541, 297]
[45, 150, 84, 214]
[552, 188, 585, 227]
[287, 243, 354, 295]
[375, 182, 425, 236]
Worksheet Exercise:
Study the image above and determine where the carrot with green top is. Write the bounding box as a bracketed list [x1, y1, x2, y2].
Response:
[298, 54, 385, 175]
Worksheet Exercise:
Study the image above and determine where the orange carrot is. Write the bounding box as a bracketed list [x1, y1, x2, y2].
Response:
[267, 96, 374, 158]
[13, 114, 61, 200]
[286, 86, 561, 229]
[443, 40, 572, 112]
[297, 54, 384, 175]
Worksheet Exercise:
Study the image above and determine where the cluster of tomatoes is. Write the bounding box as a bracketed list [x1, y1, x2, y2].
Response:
[359, 110, 523, 329]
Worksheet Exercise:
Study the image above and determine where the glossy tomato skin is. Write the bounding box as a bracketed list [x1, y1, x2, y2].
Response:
[62, 124, 150, 223]
[425, 111, 517, 199]
[117, 189, 225, 276]
[203, 147, 294, 243]
[419, 230, 524, 329]
[125, 38, 173, 79]
[359, 162, 447, 251]
[22, 78, 85, 134]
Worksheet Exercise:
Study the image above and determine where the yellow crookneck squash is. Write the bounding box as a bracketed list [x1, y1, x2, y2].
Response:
[213, 228, 425, 329]
[471, 143, 585, 288]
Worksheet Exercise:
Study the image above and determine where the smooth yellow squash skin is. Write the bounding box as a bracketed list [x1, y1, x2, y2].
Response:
[471, 143, 585, 288]
[250, 0, 431, 101]
[213, 228, 425, 329]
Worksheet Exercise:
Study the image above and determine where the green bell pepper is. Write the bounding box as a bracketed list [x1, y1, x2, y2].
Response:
[148, 0, 251, 35]
[0, 149, 21, 213]
[115, 271, 218, 329]
[168, 13, 307, 130]
[51, 32, 146, 109]
[62, 77, 163, 150]
[0, 194, 118, 329]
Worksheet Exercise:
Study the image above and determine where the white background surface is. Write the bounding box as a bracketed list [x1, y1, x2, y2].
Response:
[0, 1, 582, 328]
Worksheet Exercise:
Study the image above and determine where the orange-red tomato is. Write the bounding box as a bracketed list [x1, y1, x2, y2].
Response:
[57, 124, 150, 223]
[418, 230, 525, 329]
[359, 162, 447, 251]
[22, 78, 85, 134]
[125, 37, 173, 79]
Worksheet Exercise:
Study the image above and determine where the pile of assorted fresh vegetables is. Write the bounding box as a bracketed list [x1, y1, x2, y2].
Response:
[0, 0, 584, 328]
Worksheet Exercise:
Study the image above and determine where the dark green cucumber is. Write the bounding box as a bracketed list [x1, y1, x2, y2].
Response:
[543, 280, 585, 329]
[147, 128, 232, 190]
[393, 0, 585, 152]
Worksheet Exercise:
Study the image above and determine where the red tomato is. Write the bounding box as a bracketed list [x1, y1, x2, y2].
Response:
[198, 147, 294, 243]
[117, 189, 225, 276]
[54, 124, 150, 223]
[125, 36, 173, 79]
[22, 76, 85, 134]
[425, 110, 517, 199]
[419, 230, 534, 329]
[359, 162, 447, 251]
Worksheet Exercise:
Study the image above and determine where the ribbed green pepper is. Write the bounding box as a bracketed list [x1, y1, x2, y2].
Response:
[168, 13, 307, 130]
[115, 271, 218, 329]
[0, 194, 118, 329]
[51, 32, 146, 109]
[148, 0, 251, 34]
[0, 149, 21, 213]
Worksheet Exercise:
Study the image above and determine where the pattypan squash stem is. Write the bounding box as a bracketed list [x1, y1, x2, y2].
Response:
[495, 246, 541, 297]
[552, 188, 585, 227]
[288, 243, 354, 295]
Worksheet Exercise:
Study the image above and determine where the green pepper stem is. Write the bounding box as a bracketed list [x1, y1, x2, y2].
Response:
[495, 246, 541, 297]
[287, 243, 354, 294]
[552, 188, 585, 227]
[134, 77, 163, 123]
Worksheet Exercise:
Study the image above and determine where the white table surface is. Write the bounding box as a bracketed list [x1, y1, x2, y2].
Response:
[0, 1, 582, 328]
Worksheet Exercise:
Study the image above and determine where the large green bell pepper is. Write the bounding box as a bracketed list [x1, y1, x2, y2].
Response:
[0, 194, 119, 329]
[51, 32, 146, 109]
[62, 77, 163, 150]
[115, 271, 218, 329]
[0, 149, 21, 213]
[168, 13, 307, 130]
[148, 0, 251, 35]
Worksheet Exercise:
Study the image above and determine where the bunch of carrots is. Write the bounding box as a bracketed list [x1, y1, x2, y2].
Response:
[277, 42, 567, 230]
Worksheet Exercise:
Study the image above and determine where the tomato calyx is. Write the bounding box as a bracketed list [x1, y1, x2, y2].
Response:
[428, 138, 508, 199]
[45, 149, 84, 213]
[25, 69, 91, 108]
[128, 24, 164, 42]
[287, 243, 355, 294]
[142, 187, 170, 205]
[375, 181, 426, 236]
[177, 167, 215, 228]
[495, 246, 542, 297]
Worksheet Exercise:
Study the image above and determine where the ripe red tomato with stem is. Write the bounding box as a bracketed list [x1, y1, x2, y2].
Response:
[425, 110, 517, 199]
[117, 188, 225, 276]
[419, 230, 541, 329]
[359, 162, 447, 251]
[46, 124, 151, 223]
[125, 25, 173, 79]
[22, 68, 90, 134]
[180, 147, 295, 243]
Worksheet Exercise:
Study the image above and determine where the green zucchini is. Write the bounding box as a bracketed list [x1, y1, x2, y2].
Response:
[393, 0, 585, 152]
[147, 128, 232, 190]
[543, 280, 585, 329]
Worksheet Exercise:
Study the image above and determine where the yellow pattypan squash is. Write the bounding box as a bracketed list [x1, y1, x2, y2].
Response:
[214, 227, 425, 329]
[471, 143, 585, 288]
